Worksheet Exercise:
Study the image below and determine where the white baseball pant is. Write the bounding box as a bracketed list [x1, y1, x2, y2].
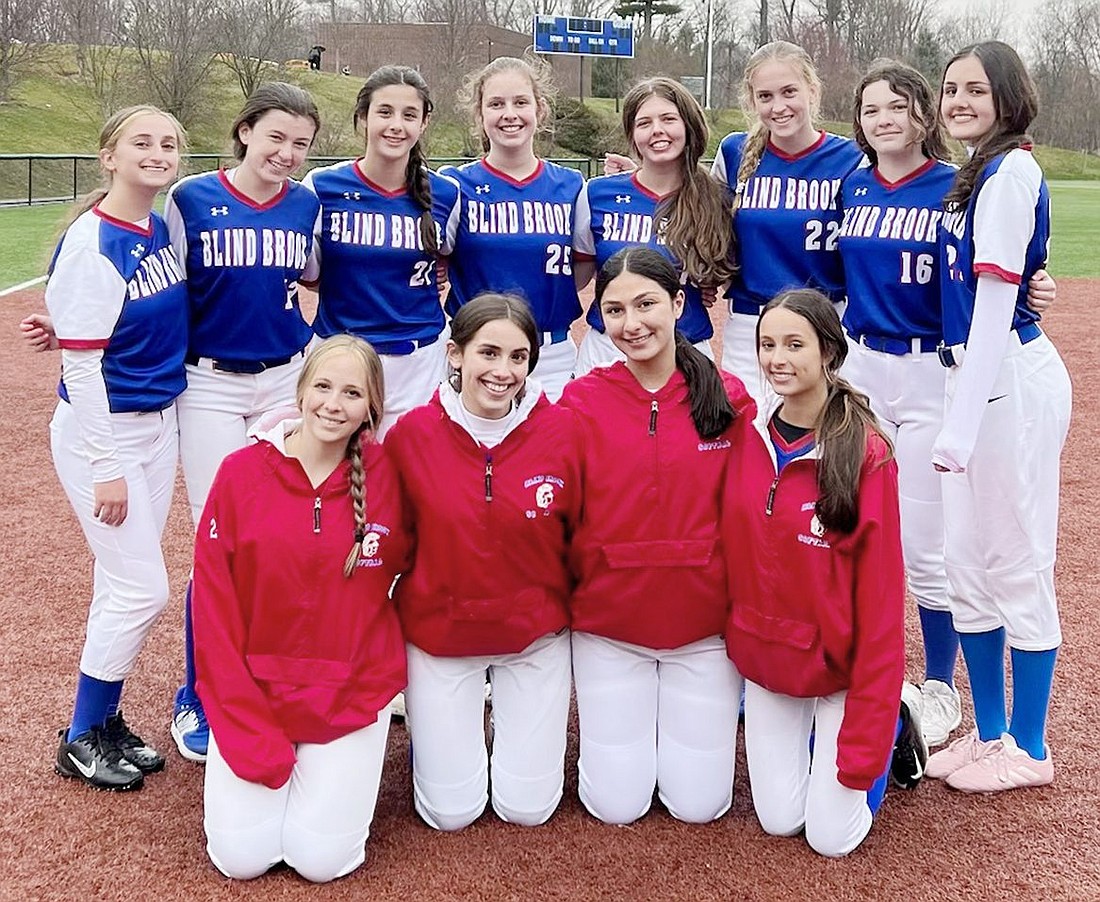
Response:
[177, 355, 304, 526]
[842, 338, 949, 612]
[204, 719, 390, 883]
[533, 336, 578, 403]
[743, 682, 877, 858]
[50, 402, 178, 681]
[571, 631, 741, 825]
[941, 333, 1071, 650]
[405, 630, 571, 831]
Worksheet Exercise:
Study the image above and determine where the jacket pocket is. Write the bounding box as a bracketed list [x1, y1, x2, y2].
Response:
[731, 605, 817, 650]
[449, 586, 548, 623]
[601, 539, 714, 569]
[247, 654, 352, 688]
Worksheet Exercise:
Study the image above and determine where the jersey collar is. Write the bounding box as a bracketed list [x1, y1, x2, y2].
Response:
[353, 159, 408, 198]
[481, 157, 545, 187]
[92, 205, 153, 237]
[767, 130, 827, 162]
[216, 168, 289, 210]
[873, 156, 938, 190]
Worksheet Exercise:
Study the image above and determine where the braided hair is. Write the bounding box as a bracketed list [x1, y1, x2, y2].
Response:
[354, 66, 439, 256]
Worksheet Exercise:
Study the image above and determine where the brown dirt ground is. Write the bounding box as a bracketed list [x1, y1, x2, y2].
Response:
[1, 281, 1098, 902]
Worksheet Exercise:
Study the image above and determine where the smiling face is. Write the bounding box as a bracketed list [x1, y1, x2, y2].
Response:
[600, 268, 684, 370]
[859, 79, 923, 162]
[363, 83, 428, 166]
[478, 69, 543, 155]
[940, 55, 997, 146]
[749, 60, 819, 151]
[297, 350, 373, 450]
[237, 109, 316, 188]
[630, 94, 687, 167]
[101, 113, 180, 193]
[758, 306, 829, 411]
[447, 318, 532, 419]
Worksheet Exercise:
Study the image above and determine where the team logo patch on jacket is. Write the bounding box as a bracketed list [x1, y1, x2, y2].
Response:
[799, 509, 831, 549]
[357, 522, 391, 567]
[524, 474, 565, 518]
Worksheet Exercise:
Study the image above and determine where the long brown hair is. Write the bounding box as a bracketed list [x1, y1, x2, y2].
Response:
[620, 78, 734, 288]
[597, 248, 736, 440]
[354, 65, 439, 255]
[940, 41, 1039, 209]
[759, 289, 892, 534]
[295, 335, 385, 578]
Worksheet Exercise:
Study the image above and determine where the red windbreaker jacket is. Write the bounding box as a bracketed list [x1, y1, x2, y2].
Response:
[723, 410, 905, 790]
[560, 362, 753, 649]
[385, 388, 582, 656]
[193, 422, 409, 789]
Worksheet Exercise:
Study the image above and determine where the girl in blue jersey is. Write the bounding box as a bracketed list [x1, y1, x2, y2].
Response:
[838, 61, 1056, 751]
[710, 41, 864, 401]
[573, 77, 734, 375]
[48, 106, 188, 791]
[925, 42, 1071, 793]
[442, 56, 584, 402]
[303, 65, 461, 434]
[166, 82, 322, 763]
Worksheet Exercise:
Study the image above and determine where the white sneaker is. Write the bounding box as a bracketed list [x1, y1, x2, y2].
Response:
[920, 680, 962, 747]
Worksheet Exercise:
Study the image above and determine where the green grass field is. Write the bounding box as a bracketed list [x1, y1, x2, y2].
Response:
[2, 181, 1097, 290]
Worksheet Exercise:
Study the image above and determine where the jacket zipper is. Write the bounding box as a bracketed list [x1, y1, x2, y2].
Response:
[313, 496, 322, 532]
[765, 476, 779, 516]
[648, 399, 659, 436]
[484, 453, 493, 502]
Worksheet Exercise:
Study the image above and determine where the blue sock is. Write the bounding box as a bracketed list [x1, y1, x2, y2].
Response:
[1008, 647, 1057, 760]
[958, 628, 1007, 740]
[180, 579, 198, 701]
[866, 716, 901, 816]
[68, 673, 124, 740]
[104, 681, 123, 719]
[918, 606, 959, 686]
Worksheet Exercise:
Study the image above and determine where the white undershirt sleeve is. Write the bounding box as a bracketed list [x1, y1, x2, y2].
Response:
[61, 348, 123, 483]
[931, 274, 1017, 473]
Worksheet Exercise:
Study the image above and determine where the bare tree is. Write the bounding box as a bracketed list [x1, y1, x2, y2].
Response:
[0, 0, 46, 101]
[216, 0, 306, 100]
[129, 0, 219, 125]
[1030, 0, 1100, 153]
[56, 0, 136, 118]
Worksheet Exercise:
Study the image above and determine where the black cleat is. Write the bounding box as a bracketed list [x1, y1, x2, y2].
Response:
[103, 712, 165, 774]
[891, 683, 929, 790]
[56, 725, 144, 791]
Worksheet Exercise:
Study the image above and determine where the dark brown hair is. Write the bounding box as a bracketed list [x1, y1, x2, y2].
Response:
[620, 77, 734, 287]
[853, 60, 949, 166]
[354, 66, 438, 255]
[230, 82, 320, 161]
[940, 41, 1039, 209]
[448, 292, 541, 380]
[759, 289, 892, 534]
[596, 247, 736, 440]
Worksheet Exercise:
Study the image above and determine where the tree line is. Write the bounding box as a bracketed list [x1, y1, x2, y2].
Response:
[1, 0, 1098, 154]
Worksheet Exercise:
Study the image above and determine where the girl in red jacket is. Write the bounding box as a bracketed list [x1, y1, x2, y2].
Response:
[723, 289, 922, 857]
[559, 247, 752, 825]
[193, 335, 409, 882]
[386, 293, 582, 831]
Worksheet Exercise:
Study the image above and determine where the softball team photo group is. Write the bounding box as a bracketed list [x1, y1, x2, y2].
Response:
[21, 35, 1071, 882]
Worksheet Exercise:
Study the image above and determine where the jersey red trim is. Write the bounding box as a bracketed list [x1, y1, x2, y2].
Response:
[92, 206, 153, 237]
[353, 160, 408, 198]
[216, 168, 290, 211]
[58, 338, 110, 350]
[767, 130, 827, 162]
[629, 172, 667, 202]
[974, 262, 1022, 285]
[481, 158, 545, 188]
[874, 156, 937, 190]
[573, 251, 596, 262]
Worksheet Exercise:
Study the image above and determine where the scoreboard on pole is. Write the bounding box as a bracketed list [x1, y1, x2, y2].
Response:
[532, 15, 635, 58]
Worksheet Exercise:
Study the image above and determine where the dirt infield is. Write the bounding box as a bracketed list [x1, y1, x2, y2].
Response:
[2, 282, 1098, 902]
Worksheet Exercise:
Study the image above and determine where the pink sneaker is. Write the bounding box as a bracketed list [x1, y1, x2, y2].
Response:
[945, 733, 1054, 793]
[925, 729, 992, 780]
